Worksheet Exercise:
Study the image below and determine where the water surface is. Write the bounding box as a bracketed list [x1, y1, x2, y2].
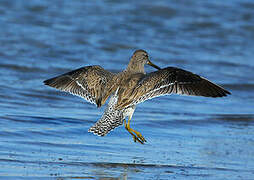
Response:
[0, 0, 254, 179]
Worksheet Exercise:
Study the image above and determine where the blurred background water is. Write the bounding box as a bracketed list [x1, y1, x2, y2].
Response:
[0, 0, 254, 179]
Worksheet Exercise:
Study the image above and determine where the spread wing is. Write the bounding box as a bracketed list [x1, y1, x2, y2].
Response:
[124, 67, 231, 107]
[43, 65, 115, 107]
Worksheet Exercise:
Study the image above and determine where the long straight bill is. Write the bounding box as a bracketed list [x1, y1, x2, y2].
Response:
[147, 60, 161, 70]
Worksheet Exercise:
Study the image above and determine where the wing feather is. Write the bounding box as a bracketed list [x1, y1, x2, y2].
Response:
[130, 67, 231, 106]
[43, 65, 115, 107]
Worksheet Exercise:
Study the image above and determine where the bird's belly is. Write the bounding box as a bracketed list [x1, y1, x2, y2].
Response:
[123, 106, 136, 118]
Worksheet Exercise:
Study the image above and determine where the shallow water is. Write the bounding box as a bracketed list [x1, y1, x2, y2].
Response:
[0, 0, 254, 179]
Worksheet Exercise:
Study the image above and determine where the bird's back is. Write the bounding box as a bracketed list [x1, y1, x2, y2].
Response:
[88, 72, 145, 136]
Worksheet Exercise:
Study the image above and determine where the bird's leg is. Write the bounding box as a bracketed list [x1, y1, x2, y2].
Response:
[124, 116, 146, 144]
[124, 119, 138, 142]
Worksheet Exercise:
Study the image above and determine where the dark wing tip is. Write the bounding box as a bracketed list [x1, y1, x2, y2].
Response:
[43, 66, 88, 87]
[203, 82, 231, 98]
[43, 76, 63, 87]
[167, 67, 232, 98]
[43, 74, 74, 92]
[225, 89, 231, 95]
[216, 89, 231, 97]
[220, 90, 231, 97]
[43, 78, 53, 85]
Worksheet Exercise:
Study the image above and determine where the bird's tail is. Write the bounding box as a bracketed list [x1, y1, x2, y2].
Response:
[88, 88, 124, 136]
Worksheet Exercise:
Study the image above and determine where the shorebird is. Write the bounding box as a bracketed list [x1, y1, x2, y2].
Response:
[44, 49, 231, 144]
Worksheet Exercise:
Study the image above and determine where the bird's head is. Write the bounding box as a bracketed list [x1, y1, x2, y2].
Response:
[131, 49, 161, 71]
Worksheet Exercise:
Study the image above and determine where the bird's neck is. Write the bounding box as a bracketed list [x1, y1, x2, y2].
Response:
[125, 60, 145, 74]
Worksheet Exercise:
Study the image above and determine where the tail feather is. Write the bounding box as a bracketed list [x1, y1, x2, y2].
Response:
[88, 88, 124, 136]
[88, 109, 124, 136]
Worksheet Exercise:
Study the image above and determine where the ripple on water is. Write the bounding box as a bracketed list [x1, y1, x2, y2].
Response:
[0, 0, 254, 179]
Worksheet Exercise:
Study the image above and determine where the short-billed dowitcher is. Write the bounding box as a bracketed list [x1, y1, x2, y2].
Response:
[44, 49, 231, 144]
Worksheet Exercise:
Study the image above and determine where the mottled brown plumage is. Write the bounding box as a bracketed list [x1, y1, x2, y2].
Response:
[44, 65, 114, 107]
[44, 49, 231, 144]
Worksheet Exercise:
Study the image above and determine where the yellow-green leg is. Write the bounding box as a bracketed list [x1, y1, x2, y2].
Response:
[124, 115, 146, 144]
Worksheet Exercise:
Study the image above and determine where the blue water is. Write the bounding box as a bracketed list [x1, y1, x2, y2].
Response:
[0, 0, 254, 179]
